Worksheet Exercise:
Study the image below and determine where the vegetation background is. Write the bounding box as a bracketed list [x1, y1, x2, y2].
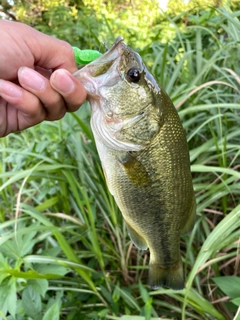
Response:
[0, 0, 240, 319]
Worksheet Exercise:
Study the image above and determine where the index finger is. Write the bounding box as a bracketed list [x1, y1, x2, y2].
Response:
[20, 23, 77, 72]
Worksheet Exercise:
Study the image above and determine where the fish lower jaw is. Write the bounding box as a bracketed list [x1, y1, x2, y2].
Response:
[82, 79, 100, 97]
[74, 69, 101, 97]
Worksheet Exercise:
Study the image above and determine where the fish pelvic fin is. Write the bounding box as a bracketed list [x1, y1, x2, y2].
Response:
[148, 260, 184, 290]
[181, 194, 196, 235]
[125, 221, 148, 250]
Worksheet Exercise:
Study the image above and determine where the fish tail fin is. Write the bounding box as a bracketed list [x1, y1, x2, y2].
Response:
[148, 260, 184, 290]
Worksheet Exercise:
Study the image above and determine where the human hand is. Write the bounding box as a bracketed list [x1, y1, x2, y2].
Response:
[0, 20, 87, 137]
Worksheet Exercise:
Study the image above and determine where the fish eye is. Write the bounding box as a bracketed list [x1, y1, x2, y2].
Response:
[126, 67, 141, 83]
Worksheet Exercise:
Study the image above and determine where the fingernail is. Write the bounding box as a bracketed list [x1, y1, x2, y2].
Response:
[0, 79, 23, 98]
[51, 70, 75, 93]
[18, 67, 46, 91]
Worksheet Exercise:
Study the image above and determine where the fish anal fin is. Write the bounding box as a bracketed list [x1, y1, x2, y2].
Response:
[181, 195, 196, 235]
[149, 260, 184, 290]
[125, 221, 148, 250]
[119, 152, 149, 187]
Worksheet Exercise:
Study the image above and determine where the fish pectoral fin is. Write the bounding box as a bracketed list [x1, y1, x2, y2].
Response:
[125, 221, 148, 250]
[119, 152, 149, 187]
[181, 195, 196, 235]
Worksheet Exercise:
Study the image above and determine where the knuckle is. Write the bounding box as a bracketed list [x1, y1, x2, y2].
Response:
[44, 97, 66, 121]
[65, 102, 82, 112]
[47, 91, 61, 106]
[46, 107, 66, 121]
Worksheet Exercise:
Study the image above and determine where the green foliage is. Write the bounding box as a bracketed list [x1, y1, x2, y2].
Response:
[213, 276, 240, 300]
[1, 1, 240, 320]
[2, 0, 239, 49]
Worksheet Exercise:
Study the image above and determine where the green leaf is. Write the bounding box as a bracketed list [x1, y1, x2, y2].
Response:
[232, 297, 240, 306]
[98, 308, 109, 318]
[213, 277, 240, 299]
[28, 279, 48, 298]
[138, 281, 150, 303]
[0, 228, 37, 259]
[42, 298, 61, 320]
[0, 279, 17, 317]
[0, 254, 11, 285]
[22, 205, 96, 292]
[119, 288, 141, 311]
[35, 196, 60, 211]
[22, 286, 42, 318]
[99, 285, 112, 304]
[144, 297, 153, 320]
[121, 317, 160, 320]
[33, 263, 70, 276]
[0, 268, 63, 280]
[112, 284, 120, 302]
[7, 278, 17, 318]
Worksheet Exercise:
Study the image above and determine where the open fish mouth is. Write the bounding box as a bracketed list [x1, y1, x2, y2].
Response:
[74, 36, 126, 96]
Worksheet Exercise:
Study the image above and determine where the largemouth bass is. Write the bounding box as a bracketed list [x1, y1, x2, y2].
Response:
[74, 37, 196, 290]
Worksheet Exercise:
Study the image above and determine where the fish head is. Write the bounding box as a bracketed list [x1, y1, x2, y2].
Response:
[74, 37, 163, 151]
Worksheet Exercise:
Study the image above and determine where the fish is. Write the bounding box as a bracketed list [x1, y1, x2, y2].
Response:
[74, 36, 196, 290]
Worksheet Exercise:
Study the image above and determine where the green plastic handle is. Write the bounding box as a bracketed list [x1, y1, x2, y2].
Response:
[72, 46, 102, 65]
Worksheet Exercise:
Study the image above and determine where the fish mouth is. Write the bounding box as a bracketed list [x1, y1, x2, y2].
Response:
[74, 36, 127, 96]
